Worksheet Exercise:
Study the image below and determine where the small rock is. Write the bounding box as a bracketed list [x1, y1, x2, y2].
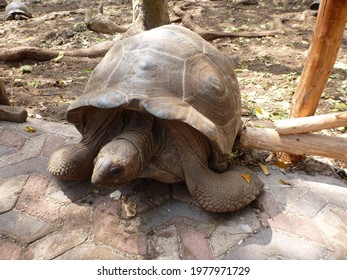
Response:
[110, 190, 122, 200]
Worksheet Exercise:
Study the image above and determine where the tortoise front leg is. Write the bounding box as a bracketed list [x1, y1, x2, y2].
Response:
[184, 163, 263, 212]
[167, 121, 263, 213]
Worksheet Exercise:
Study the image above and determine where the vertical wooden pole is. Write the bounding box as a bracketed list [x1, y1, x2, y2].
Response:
[278, 0, 347, 163]
[290, 0, 347, 118]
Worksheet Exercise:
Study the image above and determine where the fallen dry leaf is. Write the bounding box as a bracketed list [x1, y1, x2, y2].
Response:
[258, 162, 270, 175]
[272, 161, 291, 169]
[241, 173, 251, 183]
[25, 125, 36, 133]
[124, 201, 137, 217]
[279, 179, 292, 186]
[54, 51, 65, 62]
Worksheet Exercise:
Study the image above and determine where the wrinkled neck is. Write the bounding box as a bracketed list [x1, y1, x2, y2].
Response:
[115, 112, 156, 170]
[80, 108, 125, 151]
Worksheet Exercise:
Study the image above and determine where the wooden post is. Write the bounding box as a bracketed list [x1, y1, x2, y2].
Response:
[290, 0, 347, 118]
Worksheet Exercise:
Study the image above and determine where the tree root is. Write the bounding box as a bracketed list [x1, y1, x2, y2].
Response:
[173, 3, 284, 41]
[0, 40, 115, 62]
[84, 3, 129, 35]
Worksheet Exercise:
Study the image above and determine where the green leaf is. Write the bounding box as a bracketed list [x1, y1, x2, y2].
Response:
[255, 107, 271, 120]
[14, 78, 24, 87]
[28, 81, 41, 88]
[20, 65, 32, 74]
[335, 102, 347, 111]
[82, 68, 93, 74]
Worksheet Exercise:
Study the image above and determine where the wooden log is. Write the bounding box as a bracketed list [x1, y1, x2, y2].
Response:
[0, 79, 11, 106]
[0, 41, 115, 62]
[0, 105, 28, 123]
[240, 127, 347, 160]
[290, 0, 347, 118]
[275, 111, 347, 134]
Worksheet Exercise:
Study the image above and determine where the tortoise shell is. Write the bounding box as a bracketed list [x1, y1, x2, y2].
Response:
[0, 0, 8, 9]
[68, 25, 241, 157]
[4, 2, 32, 20]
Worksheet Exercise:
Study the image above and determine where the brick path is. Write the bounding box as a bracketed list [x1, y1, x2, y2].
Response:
[1, 119, 347, 260]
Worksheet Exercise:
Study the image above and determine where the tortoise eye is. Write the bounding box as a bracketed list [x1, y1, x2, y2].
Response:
[108, 166, 124, 178]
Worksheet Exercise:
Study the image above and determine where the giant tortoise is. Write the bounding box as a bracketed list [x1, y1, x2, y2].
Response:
[48, 25, 263, 212]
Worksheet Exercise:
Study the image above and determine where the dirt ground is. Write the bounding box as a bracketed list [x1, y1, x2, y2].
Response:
[1, 0, 347, 171]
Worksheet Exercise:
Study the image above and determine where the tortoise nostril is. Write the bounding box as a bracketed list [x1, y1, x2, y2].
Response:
[95, 158, 112, 175]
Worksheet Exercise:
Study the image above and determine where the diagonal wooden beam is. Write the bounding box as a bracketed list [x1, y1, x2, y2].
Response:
[290, 0, 347, 118]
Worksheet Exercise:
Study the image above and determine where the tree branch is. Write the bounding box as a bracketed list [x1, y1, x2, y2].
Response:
[173, 3, 283, 41]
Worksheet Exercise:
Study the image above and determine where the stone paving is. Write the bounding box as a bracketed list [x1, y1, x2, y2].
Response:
[1, 119, 347, 260]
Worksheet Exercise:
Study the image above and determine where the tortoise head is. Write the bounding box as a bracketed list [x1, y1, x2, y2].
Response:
[91, 138, 143, 187]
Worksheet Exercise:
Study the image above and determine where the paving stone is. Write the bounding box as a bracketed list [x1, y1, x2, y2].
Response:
[172, 183, 196, 205]
[47, 178, 95, 204]
[23, 203, 91, 259]
[257, 191, 282, 226]
[0, 174, 29, 214]
[151, 225, 180, 260]
[117, 179, 171, 215]
[267, 212, 325, 245]
[210, 208, 261, 257]
[0, 239, 23, 260]
[335, 208, 347, 227]
[16, 174, 62, 223]
[55, 242, 125, 260]
[0, 129, 26, 150]
[0, 144, 16, 157]
[1, 120, 44, 138]
[260, 171, 310, 210]
[22, 228, 88, 259]
[0, 156, 50, 179]
[286, 190, 328, 218]
[41, 134, 66, 158]
[222, 228, 330, 260]
[314, 205, 347, 259]
[180, 226, 213, 260]
[140, 200, 219, 231]
[0, 210, 54, 244]
[304, 177, 347, 209]
[63, 202, 91, 230]
[28, 118, 80, 139]
[92, 196, 147, 256]
[0, 134, 47, 169]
